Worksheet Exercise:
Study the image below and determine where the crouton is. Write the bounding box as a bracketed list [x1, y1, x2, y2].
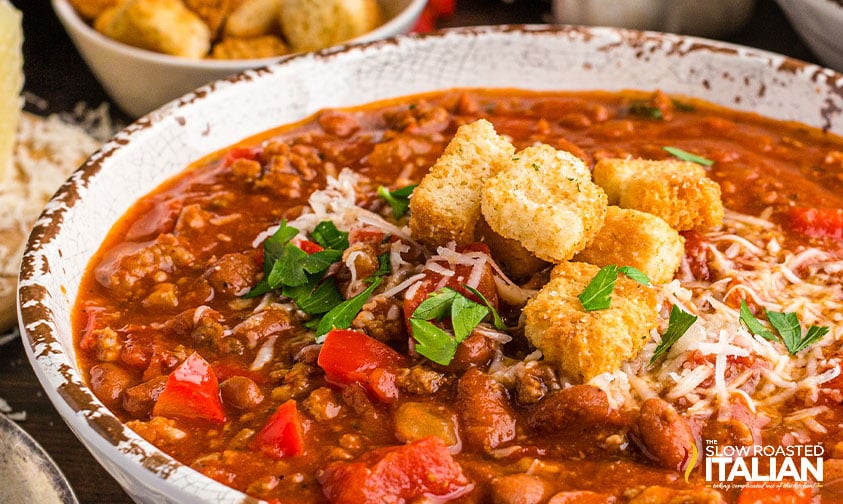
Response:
[68, 0, 118, 20]
[574, 206, 684, 285]
[210, 35, 288, 59]
[481, 145, 607, 263]
[278, 0, 383, 52]
[523, 261, 659, 383]
[592, 158, 724, 231]
[408, 119, 516, 249]
[94, 0, 211, 59]
[183, 0, 232, 37]
[476, 218, 549, 283]
[224, 0, 280, 38]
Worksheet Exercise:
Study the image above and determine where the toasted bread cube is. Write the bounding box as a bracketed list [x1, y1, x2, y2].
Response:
[409, 119, 516, 249]
[68, 0, 118, 20]
[94, 0, 211, 58]
[523, 261, 659, 383]
[481, 145, 607, 263]
[184, 0, 232, 37]
[278, 0, 383, 52]
[574, 206, 684, 285]
[224, 0, 280, 38]
[476, 218, 549, 283]
[211, 35, 288, 59]
[592, 158, 723, 231]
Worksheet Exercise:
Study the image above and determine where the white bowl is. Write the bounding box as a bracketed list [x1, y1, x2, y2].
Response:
[18, 26, 843, 504]
[776, 0, 843, 72]
[51, 0, 427, 118]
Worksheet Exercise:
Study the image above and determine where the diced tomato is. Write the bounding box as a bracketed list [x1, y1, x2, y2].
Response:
[291, 237, 324, 254]
[317, 329, 406, 402]
[253, 400, 305, 459]
[319, 436, 472, 504]
[736, 485, 812, 504]
[787, 206, 843, 239]
[152, 352, 226, 423]
[403, 242, 499, 319]
[222, 147, 261, 167]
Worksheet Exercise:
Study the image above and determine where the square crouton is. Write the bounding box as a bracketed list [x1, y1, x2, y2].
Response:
[592, 158, 723, 231]
[574, 206, 684, 285]
[476, 218, 549, 282]
[481, 144, 607, 263]
[408, 119, 516, 249]
[523, 261, 659, 383]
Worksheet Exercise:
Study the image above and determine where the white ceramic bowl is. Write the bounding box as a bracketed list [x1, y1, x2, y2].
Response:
[776, 0, 843, 72]
[18, 26, 843, 504]
[51, 0, 427, 118]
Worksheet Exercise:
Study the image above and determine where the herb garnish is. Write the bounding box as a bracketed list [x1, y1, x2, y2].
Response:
[649, 305, 698, 366]
[663, 146, 714, 166]
[409, 287, 503, 366]
[740, 300, 829, 355]
[315, 277, 383, 341]
[578, 265, 651, 311]
[377, 184, 416, 219]
[628, 101, 663, 120]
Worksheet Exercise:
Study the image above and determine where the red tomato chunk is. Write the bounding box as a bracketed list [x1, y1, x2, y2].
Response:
[319, 436, 472, 503]
[253, 399, 305, 459]
[152, 352, 225, 423]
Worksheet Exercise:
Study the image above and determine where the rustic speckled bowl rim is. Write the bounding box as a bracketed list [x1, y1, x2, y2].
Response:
[17, 25, 843, 503]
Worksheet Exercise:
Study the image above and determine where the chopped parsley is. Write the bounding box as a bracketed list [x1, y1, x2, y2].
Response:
[628, 101, 663, 120]
[409, 287, 502, 366]
[663, 146, 714, 166]
[649, 305, 698, 366]
[377, 184, 416, 219]
[578, 265, 651, 311]
[315, 277, 383, 341]
[740, 300, 829, 355]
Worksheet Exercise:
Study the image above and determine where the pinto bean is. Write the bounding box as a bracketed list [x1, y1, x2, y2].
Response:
[448, 331, 500, 372]
[220, 376, 264, 410]
[456, 368, 516, 452]
[527, 385, 628, 433]
[89, 363, 137, 409]
[122, 375, 168, 417]
[636, 398, 696, 471]
[490, 474, 553, 504]
[205, 252, 259, 298]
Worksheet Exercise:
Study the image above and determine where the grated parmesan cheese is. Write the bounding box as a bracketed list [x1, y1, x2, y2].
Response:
[595, 208, 843, 439]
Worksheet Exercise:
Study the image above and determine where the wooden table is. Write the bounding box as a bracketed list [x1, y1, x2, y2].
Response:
[0, 0, 822, 502]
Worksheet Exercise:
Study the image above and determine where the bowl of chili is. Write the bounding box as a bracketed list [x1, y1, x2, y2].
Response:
[18, 25, 843, 504]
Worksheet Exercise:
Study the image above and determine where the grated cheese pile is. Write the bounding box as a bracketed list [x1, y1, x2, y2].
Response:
[594, 208, 842, 439]
[0, 113, 102, 332]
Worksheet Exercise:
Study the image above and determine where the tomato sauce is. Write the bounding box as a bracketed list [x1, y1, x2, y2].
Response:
[73, 89, 843, 503]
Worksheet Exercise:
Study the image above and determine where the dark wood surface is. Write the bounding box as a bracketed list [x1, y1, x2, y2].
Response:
[0, 0, 822, 502]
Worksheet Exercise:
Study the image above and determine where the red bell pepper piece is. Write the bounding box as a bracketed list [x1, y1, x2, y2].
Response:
[152, 352, 225, 423]
[292, 237, 324, 254]
[222, 146, 261, 167]
[319, 436, 472, 504]
[787, 206, 843, 239]
[254, 399, 305, 459]
[317, 329, 406, 401]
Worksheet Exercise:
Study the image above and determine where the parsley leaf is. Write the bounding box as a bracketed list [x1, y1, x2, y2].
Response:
[451, 294, 489, 341]
[464, 285, 507, 330]
[409, 319, 457, 366]
[649, 305, 698, 366]
[739, 300, 776, 341]
[409, 286, 502, 365]
[315, 276, 383, 340]
[377, 184, 416, 219]
[311, 221, 349, 250]
[578, 265, 619, 311]
[628, 101, 663, 120]
[618, 266, 651, 286]
[282, 277, 343, 315]
[413, 289, 458, 321]
[765, 309, 829, 355]
[663, 146, 714, 166]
